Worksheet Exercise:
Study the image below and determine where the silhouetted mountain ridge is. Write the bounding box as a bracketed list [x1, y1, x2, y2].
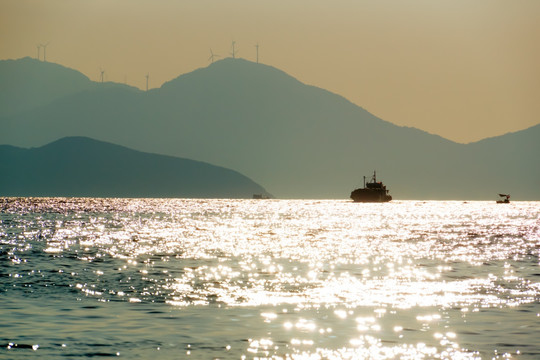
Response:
[0, 57, 139, 118]
[0, 137, 270, 198]
[1, 57, 538, 199]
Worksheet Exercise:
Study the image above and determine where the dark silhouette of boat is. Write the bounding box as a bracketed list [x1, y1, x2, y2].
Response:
[253, 194, 270, 199]
[350, 171, 392, 202]
[496, 194, 510, 203]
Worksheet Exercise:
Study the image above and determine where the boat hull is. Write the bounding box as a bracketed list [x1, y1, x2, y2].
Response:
[350, 189, 392, 202]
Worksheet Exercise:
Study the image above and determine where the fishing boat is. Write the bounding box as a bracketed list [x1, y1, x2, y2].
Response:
[350, 171, 392, 202]
[496, 194, 510, 204]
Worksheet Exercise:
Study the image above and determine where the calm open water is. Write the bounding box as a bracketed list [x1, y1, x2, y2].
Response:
[1, 198, 539, 359]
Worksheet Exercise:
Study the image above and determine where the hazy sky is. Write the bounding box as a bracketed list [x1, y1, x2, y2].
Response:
[1, 0, 539, 143]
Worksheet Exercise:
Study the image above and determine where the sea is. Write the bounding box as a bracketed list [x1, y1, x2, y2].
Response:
[1, 197, 539, 359]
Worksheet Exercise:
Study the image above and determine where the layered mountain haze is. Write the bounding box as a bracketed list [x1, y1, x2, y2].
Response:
[1, 57, 538, 199]
[0, 137, 270, 198]
[0, 57, 139, 119]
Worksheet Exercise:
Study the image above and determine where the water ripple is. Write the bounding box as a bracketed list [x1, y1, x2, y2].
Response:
[1, 198, 539, 359]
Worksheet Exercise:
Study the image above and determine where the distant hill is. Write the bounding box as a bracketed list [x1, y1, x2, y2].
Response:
[1, 57, 538, 199]
[0, 137, 270, 198]
[0, 57, 139, 118]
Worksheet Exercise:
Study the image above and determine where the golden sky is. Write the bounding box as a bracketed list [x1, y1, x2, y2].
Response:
[1, 0, 539, 143]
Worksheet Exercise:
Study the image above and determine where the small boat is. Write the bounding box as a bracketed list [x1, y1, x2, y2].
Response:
[253, 194, 270, 199]
[496, 194, 510, 204]
[350, 171, 392, 202]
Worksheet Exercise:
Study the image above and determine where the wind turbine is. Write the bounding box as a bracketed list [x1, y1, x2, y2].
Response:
[208, 49, 219, 63]
[231, 41, 238, 59]
[41, 42, 49, 62]
[255, 43, 259, 63]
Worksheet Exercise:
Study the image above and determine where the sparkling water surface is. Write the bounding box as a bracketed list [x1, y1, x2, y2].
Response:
[1, 198, 539, 359]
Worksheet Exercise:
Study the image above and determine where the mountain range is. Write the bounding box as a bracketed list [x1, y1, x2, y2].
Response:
[0, 57, 139, 119]
[0, 136, 269, 198]
[1, 57, 539, 200]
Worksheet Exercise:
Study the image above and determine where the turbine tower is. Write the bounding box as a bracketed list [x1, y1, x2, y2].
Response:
[36, 44, 41, 60]
[145, 73, 149, 91]
[208, 49, 219, 63]
[255, 43, 259, 64]
[100, 68, 105, 83]
[41, 42, 49, 62]
[231, 41, 237, 59]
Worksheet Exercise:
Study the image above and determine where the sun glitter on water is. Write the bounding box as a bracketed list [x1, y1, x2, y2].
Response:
[1, 198, 539, 359]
